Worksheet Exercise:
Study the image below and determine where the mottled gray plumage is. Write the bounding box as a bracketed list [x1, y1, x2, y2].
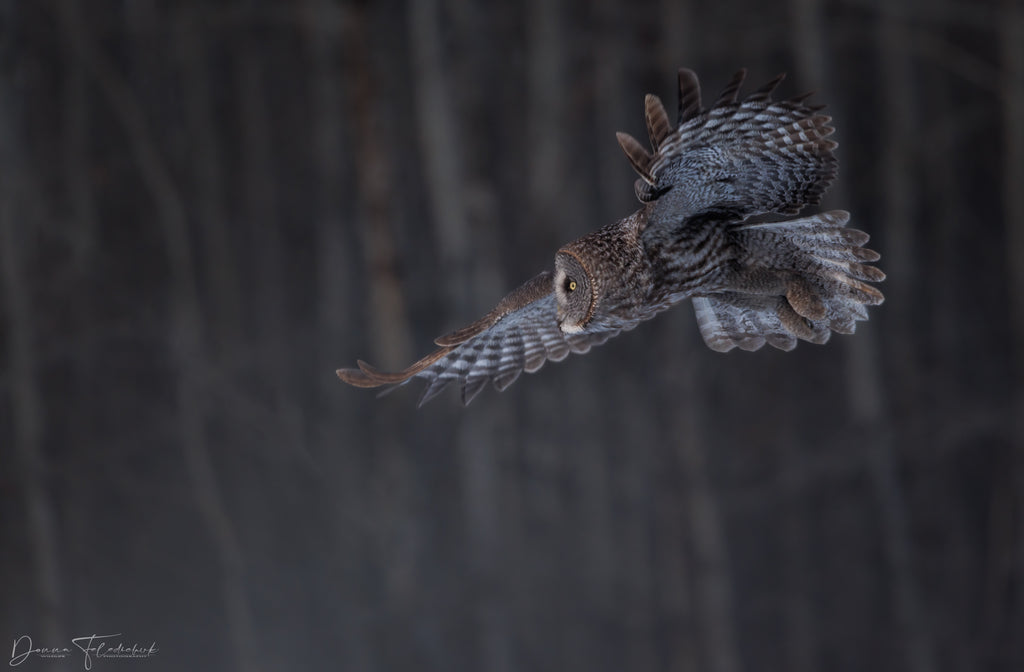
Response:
[338, 68, 885, 405]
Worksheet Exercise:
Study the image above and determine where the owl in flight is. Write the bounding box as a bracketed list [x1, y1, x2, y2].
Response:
[338, 68, 885, 405]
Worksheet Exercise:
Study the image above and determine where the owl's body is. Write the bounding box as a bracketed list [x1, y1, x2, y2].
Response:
[338, 69, 885, 405]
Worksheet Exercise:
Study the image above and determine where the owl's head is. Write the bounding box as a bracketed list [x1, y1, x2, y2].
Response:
[554, 249, 596, 334]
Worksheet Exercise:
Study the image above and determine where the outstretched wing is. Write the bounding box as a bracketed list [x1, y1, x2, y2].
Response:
[336, 272, 621, 406]
[616, 69, 837, 226]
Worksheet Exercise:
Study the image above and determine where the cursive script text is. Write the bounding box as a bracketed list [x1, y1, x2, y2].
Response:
[71, 634, 158, 670]
[10, 635, 72, 666]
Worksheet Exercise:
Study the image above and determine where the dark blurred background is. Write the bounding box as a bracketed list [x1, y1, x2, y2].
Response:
[2, 0, 1022, 670]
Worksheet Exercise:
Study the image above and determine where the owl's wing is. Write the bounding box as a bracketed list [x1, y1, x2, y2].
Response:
[692, 211, 884, 352]
[336, 272, 622, 406]
[616, 69, 837, 224]
[693, 294, 833, 353]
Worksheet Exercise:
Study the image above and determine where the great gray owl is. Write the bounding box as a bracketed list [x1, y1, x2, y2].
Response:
[337, 68, 885, 405]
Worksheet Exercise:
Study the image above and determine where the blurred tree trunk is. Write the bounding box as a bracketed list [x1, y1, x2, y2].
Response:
[302, 0, 353, 401]
[342, 5, 417, 669]
[407, 1, 511, 670]
[875, 6, 920, 409]
[655, 476, 699, 672]
[409, 0, 471, 307]
[63, 25, 95, 270]
[919, 60, 961, 427]
[675, 388, 740, 672]
[1004, 1, 1024, 376]
[346, 7, 410, 369]
[870, 10, 936, 672]
[53, 4, 260, 669]
[177, 10, 243, 355]
[594, 0, 631, 230]
[1001, 0, 1024, 666]
[302, 2, 374, 669]
[527, 0, 567, 235]
[60, 3, 97, 633]
[1, 123, 64, 670]
[236, 6, 306, 450]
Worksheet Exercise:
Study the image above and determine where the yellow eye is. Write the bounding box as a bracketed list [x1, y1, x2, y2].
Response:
[567, 279, 577, 292]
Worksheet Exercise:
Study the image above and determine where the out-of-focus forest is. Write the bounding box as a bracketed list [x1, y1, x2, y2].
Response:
[1, 0, 1022, 670]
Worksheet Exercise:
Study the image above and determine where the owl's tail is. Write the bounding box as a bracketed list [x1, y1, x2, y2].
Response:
[694, 210, 884, 352]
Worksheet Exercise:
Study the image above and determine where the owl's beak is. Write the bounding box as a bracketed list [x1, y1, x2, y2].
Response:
[557, 317, 584, 335]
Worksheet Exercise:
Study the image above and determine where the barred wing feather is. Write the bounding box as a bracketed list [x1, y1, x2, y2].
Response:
[336, 272, 621, 406]
[616, 68, 838, 224]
